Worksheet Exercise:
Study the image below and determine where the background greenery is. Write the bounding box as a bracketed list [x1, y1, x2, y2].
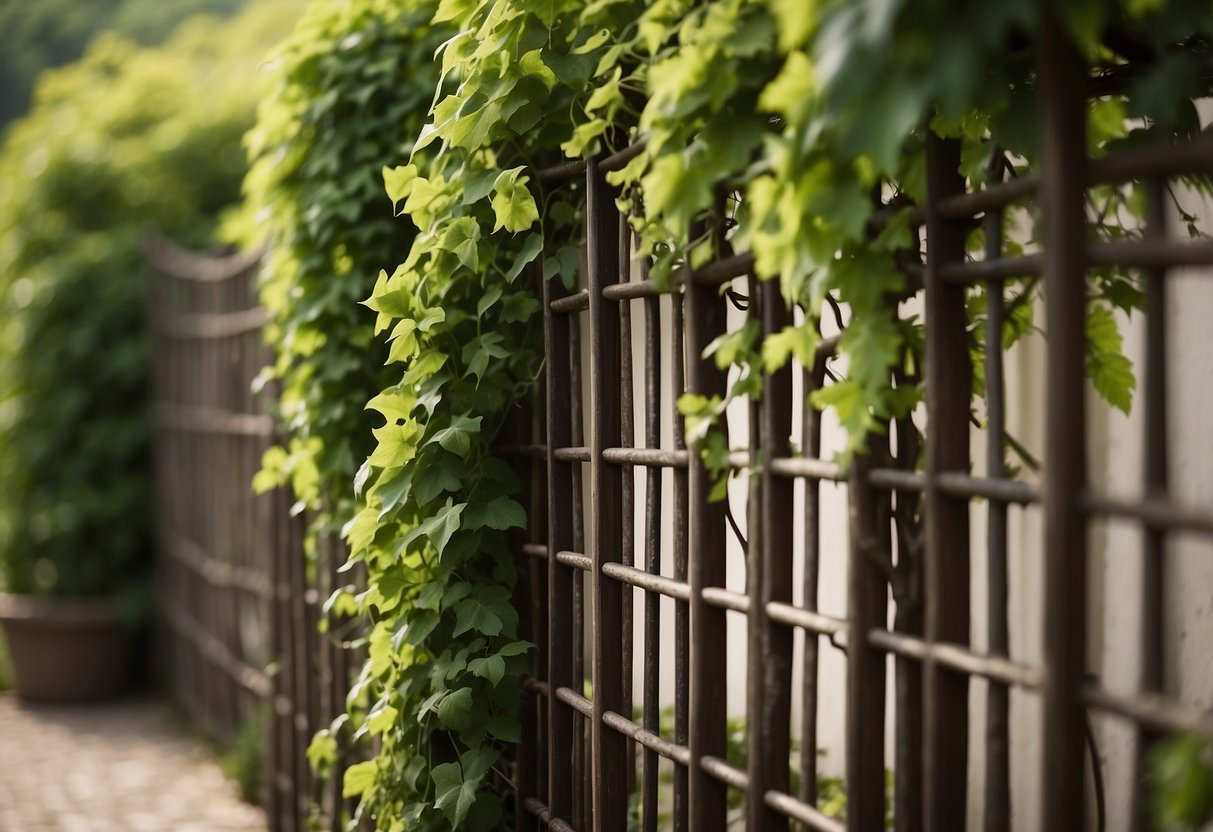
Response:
[0, 0, 299, 602]
[0, 0, 252, 134]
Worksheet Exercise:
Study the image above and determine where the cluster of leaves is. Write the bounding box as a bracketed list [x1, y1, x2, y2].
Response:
[330, 1, 604, 826]
[0, 1, 298, 603]
[236, 0, 447, 540]
[327, 0, 1212, 827]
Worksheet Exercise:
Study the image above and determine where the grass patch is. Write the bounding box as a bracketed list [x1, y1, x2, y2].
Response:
[220, 707, 266, 805]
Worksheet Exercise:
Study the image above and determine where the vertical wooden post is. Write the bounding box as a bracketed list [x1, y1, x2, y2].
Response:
[544, 241, 576, 827]
[684, 249, 729, 832]
[1037, 13, 1089, 832]
[586, 155, 628, 832]
[923, 135, 973, 830]
[746, 276, 794, 832]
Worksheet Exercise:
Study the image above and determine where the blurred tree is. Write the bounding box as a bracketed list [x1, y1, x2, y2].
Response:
[0, 0, 250, 134]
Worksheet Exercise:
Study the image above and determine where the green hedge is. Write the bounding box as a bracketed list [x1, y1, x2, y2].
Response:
[0, 2, 298, 604]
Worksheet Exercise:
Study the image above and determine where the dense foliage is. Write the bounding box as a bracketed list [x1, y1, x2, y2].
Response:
[0, 0, 251, 133]
[326, 0, 1213, 828]
[238, 0, 446, 543]
[0, 2, 298, 603]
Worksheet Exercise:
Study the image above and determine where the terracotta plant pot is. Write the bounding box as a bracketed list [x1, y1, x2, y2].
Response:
[0, 594, 135, 703]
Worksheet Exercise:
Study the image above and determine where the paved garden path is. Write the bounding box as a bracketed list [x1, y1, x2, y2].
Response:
[0, 693, 267, 832]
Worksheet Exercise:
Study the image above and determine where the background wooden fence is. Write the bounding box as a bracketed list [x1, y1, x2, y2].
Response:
[147, 238, 355, 832]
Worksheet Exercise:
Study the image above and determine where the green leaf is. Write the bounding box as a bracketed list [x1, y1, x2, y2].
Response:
[1086, 304, 1135, 414]
[422, 499, 466, 558]
[367, 701, 399, 736]
[464, 495, 527, 531]
[342, 760, 378, 799]
[432, 762, 478, 827]
[436, 686, 476, 732]
[487, 713, 521, 743]
[444, 217, 482, 271]
[429, 413, 483, 459]
[452, 598, 504, 637]
[468, 654, 505, 686]
[383, 164, 419, 212]
[504, 233, 544, 282]
[306, 730, 338, 774]
[368, 421, 423, 468]
[491, 167, 540, 232]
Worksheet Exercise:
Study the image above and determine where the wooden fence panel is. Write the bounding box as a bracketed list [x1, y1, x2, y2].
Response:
[146, 238, 357, 832]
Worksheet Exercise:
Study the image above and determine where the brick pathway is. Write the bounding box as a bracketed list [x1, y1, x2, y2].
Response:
[0, 694, 267, 832]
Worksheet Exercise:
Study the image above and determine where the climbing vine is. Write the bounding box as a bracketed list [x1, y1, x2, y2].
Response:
[332, 0, 1211, 828]
[238, 0, 447, 539]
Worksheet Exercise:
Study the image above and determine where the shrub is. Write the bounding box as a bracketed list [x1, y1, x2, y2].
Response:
[0, 1, 298, 608]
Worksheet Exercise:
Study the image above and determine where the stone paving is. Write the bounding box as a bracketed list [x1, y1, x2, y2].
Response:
[0, 693, 267, 832]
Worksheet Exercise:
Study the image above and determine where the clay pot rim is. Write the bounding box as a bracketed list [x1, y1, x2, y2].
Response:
[0, 593, 126, 626]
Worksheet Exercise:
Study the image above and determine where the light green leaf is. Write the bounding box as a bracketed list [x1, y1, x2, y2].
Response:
[342, 760, 378, 799]
[383, 164, 419, 212]
[491, 167, 540, 232]
[306, 730, 337, 774]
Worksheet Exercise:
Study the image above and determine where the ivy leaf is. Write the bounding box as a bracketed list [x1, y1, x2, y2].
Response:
[366, 701, 399, 736]
[491, 167, 540, 232]
[383, 164, 419, 213]
[462, 332, 511, 382]
[374, 467, 413, 519]
[368, 421, 423, 468]
[342, 759, 378, 799]
[411, 454, 465, 507]
[501, 292, 539, 323]
[769, 0, 817, 51]
[487, 713, 521, 743]
[762, 324, 820, 374]
[504, 233, 543, 283]
[422, 499, 465, 557]
[429, 413, 483, 459]
[307, 730, 338, 775]
[402, 350, 448, 387]
[402, 610, 440, 647]
[1086, 304, 1135, 414]
[641, 151, 712, 235]
[435, 686, 476, 732]
[433, 748, 499, 827]
[444, 217, 482, 271]
[468, 654, 505, 686]
[432, 762, 477, 826]
[463, 495, 527, 531]
[758, 51, 814, 120]
[452, 598, 504, 637]
[519, 49, 557, 90]
[365, 389, 416, 424]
